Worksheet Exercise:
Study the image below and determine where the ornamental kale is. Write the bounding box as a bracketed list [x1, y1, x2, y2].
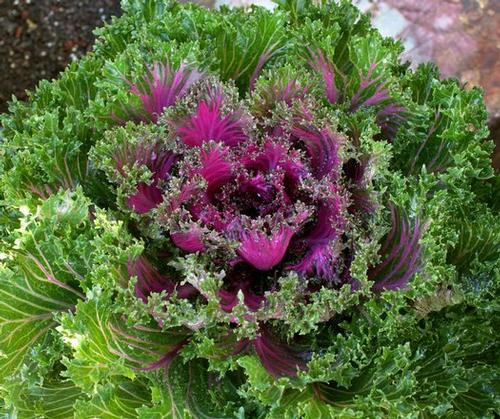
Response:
[0, 1, 498, 417]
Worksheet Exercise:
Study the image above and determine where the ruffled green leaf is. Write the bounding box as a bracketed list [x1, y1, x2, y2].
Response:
[74, 379, 151, 419]
[60, 289, 187, 392]
[137, 358, 242, 418]
[2, 378, 82, 419]
[214, 8, 286, 92]
[0, 190, 91, 380]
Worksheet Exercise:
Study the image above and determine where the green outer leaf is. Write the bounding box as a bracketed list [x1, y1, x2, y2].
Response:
[214, 8, 286, 92]
[74, 379, 151, 419]
[60, 289, 187, 392]
[0, 190, 90, 381]
[0, 268, 68, 381]
[138, 358, 240, 418]
[2, 378, 82, 419]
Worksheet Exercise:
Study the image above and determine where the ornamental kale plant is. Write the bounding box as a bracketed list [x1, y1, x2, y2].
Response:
[0, 1, 499, 417]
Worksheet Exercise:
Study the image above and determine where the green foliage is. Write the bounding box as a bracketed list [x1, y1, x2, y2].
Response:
[59, 289, 185, 392]
[74, 379, 151, 418]
[0, 190, 90, 380]
[0, 0, 498, 417]
[213, 7, 286, 92]
[3, 378, 83, 418]
[137, 358, 243, 418]
[396, 65, 493, 180]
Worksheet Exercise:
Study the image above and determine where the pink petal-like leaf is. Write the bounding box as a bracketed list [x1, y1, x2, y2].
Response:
[131, 62, 203, 123]
[171, 228, 205, 253]
[237, 226, 294, 271]
[177, 90, 248, 147]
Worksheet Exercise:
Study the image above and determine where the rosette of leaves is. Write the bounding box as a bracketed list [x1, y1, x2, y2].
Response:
[0, 1, 498, 417]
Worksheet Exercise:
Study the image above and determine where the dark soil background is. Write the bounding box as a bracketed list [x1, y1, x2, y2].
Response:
[0, 0, 121, 113]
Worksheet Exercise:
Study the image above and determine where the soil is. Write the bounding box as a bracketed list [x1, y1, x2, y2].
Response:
[0, 0, 121, 113]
